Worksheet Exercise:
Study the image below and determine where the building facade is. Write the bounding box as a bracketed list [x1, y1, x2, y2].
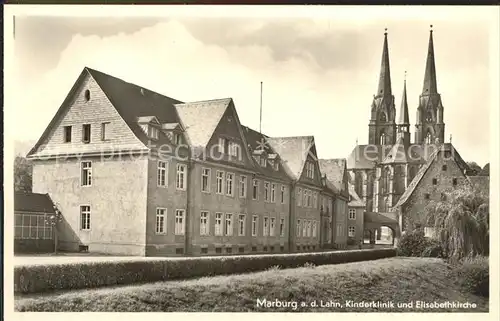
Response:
[27, 67, 348, 256]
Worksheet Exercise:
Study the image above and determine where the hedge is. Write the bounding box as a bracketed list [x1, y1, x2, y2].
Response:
[14, 248, 396, 294]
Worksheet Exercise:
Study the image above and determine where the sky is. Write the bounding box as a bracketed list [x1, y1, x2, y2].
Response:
[10, 7, 496, 167]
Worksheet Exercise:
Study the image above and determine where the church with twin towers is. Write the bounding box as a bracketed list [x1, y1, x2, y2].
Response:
[346, 26, 468, 225]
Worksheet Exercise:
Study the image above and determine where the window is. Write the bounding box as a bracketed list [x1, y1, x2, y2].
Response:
[239, 175, 247, 198]
[312, 221, 317, 238]
[80, 206, 91, 231]
[226, 247, 232, 254]
[252, 215, 258, 236]
[82, 124, 91, 143]
[270, 217, 276, 237]
[200, 211, 209, 235]
[218, 137, 227, 154]
[306, 162, 315, 179]
[215, 213, 223, 236]
[297, 188, 302, 206]
[238, 247, 244, 253]
[442, 165, 448, 171]
[379, 132, 386, 145]
[263, 217, 269, 236]
[280, 186, 286, 204]
[81, 161, 92, 186]
[425, 131, 432, 144]
[252, 179, 259, 200]
[229, 142, 240, 158]
[14, 214, 53, 240]
[453, 178, 458, 186]
[150, 126, 159, 140]
[304, 190, 309, 207]
[252, 246, 257, 252]
[215, 247, 222, 254]
[304, 220, 310, 237]
[349, 209, 356, 220]
[270, 183, 276, 203]
[201, 168, 211, 192]
[348, 226, 356, 237]
[336, 224, 343, 237]
[264, 182, 270, 202]
[216, 171, 224, 194]
[156, 208, 167, 234]
[84, 89, 91, 101]
[174, 133, 181, 145]
[225, 214, 233, 236]
[63, 126, 72, 143]
[296, 220, 301, 237]
[176, 164, 187, 190]
[260, 157, 267, 167]
[313, 192, 317, 208]
[238, 214, 246, 236]
[279, 218, 285, 237]
[424, 193, 431, 200]
[306, 190, 312, 207]
[432, 178, 437, 185]
[226, 173, 234, 196]
[157, 161, 167, 187]
[175, 210, 185, 235]
[201, 247, 208, 254]
[101, 122, 110, 141]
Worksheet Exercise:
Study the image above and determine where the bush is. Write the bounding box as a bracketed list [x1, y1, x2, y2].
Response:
[14, 248, 397, 294]
[346, 238, 357, 246]
[449, 256, 489, 297]
[397, 229, 430, 257]
[422, 240, 444, 258]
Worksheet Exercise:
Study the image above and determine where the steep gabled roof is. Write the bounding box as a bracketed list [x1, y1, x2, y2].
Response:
[393, 144, 469, 208]
[27, 67, 183, 157]
[241, 126, 292, 181]
[14, 192, 56, 214]
[319, 158, 347, 193]
[267, 136, 315, 180]
[87, 68, 182, 148]
[174, 98, 232, 150]
[348, 183, 365, 207]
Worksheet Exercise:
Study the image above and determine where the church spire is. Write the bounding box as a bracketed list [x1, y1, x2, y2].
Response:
[398, 71, 409, 125]
[422, 25, 438, 95]
[377, 28, 392, 97]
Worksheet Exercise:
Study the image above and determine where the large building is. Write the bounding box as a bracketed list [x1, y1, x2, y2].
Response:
[26, 67, 349, 256]
[346, 27, 477, 240]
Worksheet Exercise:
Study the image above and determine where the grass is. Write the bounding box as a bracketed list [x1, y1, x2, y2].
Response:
[15, 257, 488, 312]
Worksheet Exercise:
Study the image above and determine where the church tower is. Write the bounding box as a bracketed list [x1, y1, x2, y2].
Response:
[397, 72, 411, 147]
[415, 25, 445, 145]
[368, 29, 397, 146]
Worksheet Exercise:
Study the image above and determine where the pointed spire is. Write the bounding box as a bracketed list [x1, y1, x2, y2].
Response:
[422, 25, 438, 95]
[377, 28, 392, 97]
[398, 71, 410, 125]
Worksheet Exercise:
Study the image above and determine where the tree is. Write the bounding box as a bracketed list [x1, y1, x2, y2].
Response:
[466, 162, 482, 176]
[14, 156, 33, 192]
[479, 163, 490, 176]
[44, 204, 64, 254]
[425, 185, 489, 262]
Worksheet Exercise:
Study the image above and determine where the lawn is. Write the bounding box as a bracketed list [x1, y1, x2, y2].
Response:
[15, 257, 488, 312]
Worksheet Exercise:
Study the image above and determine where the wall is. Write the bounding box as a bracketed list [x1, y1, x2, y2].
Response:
[32, 72, 144, 157]
[347, 206, 364, 243]
[402, 152, 466, 231]
[32, 155, 149, 255]
[186, 161, 290, 256]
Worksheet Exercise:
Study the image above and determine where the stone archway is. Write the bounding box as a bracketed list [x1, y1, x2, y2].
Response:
[363, 211, 400, 248]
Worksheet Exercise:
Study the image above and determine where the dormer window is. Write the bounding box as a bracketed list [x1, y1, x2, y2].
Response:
[150, 126, 159, 140]
[174, 133, 181, 145]
[228, 141, 241, 158]
[260, 157, 267, 167]
[305, 161, 314, 179]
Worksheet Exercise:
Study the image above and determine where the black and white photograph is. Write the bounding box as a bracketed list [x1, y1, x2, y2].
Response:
[3, 4, 499, 317]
